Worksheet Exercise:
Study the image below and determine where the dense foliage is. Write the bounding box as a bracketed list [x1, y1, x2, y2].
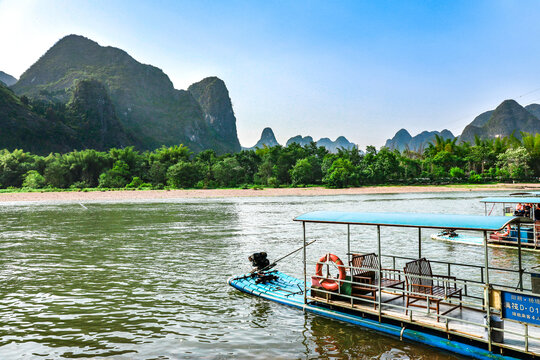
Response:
[1, 133, 539, 190]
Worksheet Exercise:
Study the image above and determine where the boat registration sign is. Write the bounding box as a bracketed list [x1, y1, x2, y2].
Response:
[501, 291, 540, 326]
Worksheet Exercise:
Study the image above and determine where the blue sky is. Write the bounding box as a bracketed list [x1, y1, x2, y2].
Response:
[1, 0, 540, 148]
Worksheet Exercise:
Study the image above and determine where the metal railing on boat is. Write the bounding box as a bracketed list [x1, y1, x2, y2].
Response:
[309, 259, 540, 357]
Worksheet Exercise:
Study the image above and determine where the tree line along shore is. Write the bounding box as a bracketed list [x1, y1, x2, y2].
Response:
[1, 133, 539, 192]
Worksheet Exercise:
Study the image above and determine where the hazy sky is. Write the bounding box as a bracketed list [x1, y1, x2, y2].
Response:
[2, 0, 540, 149]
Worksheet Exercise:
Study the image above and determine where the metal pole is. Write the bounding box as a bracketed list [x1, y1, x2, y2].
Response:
[525, 324, 529, 352]
[418, 228, 422, 258]
[347, 224, 351, 264]
[484, 230, 492, 352]
[535, 219, 538, 249]
[485, 202, 487, 216]
[517, 222, 523, 291]
[377, 225, 382, 321]
[303, 222, 307, 306]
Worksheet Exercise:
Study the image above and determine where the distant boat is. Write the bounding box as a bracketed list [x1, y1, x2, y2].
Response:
[432, 195, 540, 251]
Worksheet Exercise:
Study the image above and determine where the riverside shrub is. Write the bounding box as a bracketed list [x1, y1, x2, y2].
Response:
[166, 161, 203, 188]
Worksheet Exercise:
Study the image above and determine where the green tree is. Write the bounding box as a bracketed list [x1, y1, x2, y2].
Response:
[323, 158, 358, 188]
[43, 155, 71, 188]
[98, 160, 131, 188]
[497, 147, 531, 179]
[212, 158, 244, 187]
[468, 170, 483, 183]
[147, 145, 193, 185]
[431, 151, 460, 172]
[0, 149, 37, 188]
[234, 150, 261, 184]
[166, 161, 203, 188]
[63, 149, 111, 187]
[22, 170, 46, 189]
[521, 132, 540, 176]
[449, 167, 465, 179]
[109, 147, 144, 178]
[290, 158, 313, 186]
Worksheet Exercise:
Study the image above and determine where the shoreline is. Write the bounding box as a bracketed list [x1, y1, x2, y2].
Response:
[0, 183, 539, 202]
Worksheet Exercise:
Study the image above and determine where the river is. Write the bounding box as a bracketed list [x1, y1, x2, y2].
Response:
[1, 191, 537, 359]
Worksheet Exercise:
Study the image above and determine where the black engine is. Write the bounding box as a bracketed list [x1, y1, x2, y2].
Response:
[248, 252, 270, 271]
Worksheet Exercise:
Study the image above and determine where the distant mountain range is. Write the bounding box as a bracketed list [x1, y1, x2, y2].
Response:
[246, 127, 356, 153]
[384, 129, 455, 152]
[385, 99, 540, 151]
[0, 71, 17, 86]
[287, 134, 356, 153]
[4, 34, 240, 154]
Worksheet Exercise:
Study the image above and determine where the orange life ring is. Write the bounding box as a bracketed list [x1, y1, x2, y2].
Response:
[315, 253, 346, 291]
[496, 225, 511, 238]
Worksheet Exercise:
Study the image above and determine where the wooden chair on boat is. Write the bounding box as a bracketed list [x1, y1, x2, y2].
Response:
[349, 253, 404, 309]
[403, 258, 462, 322]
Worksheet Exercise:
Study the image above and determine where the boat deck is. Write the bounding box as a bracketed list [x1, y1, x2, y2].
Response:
[228, 270, 540, 359]
[310, 290, 540, 356]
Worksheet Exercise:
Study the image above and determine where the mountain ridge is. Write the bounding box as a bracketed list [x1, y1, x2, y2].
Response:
[460, 99, 540, 142]
[11, 34, 240, 153]
[248, 127, 280, 149]
[0, 71, 17, 86]
[0, 83, 76, 154]
[385, 129, 454, 152]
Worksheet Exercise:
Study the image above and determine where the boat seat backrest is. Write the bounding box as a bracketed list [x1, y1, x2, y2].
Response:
[350, 253, 379, 280]
[404, 258, 433, 293]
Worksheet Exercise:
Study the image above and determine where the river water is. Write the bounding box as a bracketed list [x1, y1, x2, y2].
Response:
[1, 191, 538, 359]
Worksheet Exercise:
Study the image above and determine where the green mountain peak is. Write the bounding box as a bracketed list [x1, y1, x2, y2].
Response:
[11, 34, 240, 153]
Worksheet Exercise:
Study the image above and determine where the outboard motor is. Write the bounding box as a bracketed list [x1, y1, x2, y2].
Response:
[248, 252, 270, 271]
[248, 252, 277, 284]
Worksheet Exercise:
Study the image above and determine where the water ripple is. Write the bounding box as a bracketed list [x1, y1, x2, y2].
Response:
[1, 193, 530, 358]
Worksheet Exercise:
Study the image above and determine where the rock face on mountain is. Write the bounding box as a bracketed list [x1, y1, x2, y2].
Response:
[249, 127, 280, 149]
[469, 110, 494, 128]
[11, 34, 240, 153]
[0, 71, 17, 86]
[385, 129, 454, 152]
[525, 104, 540, 120]
[460, 100, 540, 142]
[286, 135, 356, 152]
[384, 129, 412, 151]
[188, 77, 241, 153]
[0, 83, 76, 154]
[66, 79, 131, 150]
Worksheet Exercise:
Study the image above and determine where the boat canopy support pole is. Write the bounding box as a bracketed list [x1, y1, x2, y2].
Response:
[517, 222, 523, 291]
[303, 221, 307, 306]
[484, 230, 492, 352]
[377, 225, 382, 321]
[347, 224, 351, 264]
[418, 228, 422, 259]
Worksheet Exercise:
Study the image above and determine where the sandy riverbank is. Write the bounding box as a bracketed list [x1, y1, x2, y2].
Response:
[0, 183, 539, 202]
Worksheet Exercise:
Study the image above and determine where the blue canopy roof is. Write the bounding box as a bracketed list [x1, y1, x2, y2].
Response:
[293, 211, 518, 231]
[480, 197, 540, 204]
